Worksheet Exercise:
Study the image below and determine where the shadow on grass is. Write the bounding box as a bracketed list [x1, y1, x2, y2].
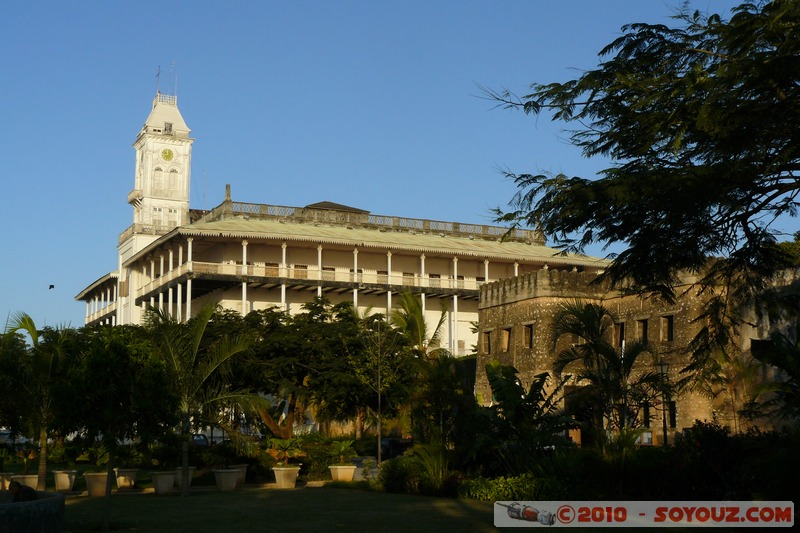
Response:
[65, 485, 497, 533]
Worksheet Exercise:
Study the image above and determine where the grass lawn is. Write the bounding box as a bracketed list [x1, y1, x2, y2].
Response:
[64, 484, 499, 533]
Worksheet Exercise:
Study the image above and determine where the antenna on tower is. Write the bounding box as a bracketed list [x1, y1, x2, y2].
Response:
[156, 65, 162, 94]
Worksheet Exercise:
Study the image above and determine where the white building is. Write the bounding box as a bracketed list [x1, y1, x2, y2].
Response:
[76, 92, 605, 355]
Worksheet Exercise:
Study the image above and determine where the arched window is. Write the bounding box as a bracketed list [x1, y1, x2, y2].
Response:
[169, 169, 181, 192]
[153, 167, 164, 191]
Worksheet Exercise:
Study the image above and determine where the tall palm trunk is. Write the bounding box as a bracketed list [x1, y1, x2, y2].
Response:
[37, 428, 47, 490]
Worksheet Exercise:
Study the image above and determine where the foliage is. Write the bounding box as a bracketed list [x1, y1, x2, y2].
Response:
[330, 439, 358, 465]
[489, 0, 800, 298]
[266, 438, 306, 465]
[144, 302, 266, 495]
[389, 291, 447, 358]
[378, 454, 422, 494]
[458, 473, 568, 502]
[76, 442, 109, 473]
[3, 314, 77, 489]
[469, 362, 575, 475]
[551, 301, 660, 444]
[750, 321, 800, 419]
[15, 447, 37, 475]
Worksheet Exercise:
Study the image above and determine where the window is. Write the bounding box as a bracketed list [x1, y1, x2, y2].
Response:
[500, 328, 511, 352]
[523, 323, 535, 349]
[482, 331, 492, 353]
[642, 401, 651, 427]
[637, 319, 649, 342]
[661, 315, 675, 342]
[476, 276, 486, 285]
[614, 322, 625, 348]
[164, 122, 173, 134]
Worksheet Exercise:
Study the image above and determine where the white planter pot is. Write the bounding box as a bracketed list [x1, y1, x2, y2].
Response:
[83, 472, 109, 497]
[11, 474, 39, 490]
[150, 471, 176, 494]
[53, 470, 78, 492]
[272, 466, 301, 489]
[328, 464, 357, 482]
[114, 468, 138, 489]
[174, 466, 196, 489]
[230, 463, 248, 485]
[213, 469, 239, 491]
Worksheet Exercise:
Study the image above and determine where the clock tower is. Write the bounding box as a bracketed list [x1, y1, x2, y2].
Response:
[117, 92, 194, 325]
[128, 91, 193, 234]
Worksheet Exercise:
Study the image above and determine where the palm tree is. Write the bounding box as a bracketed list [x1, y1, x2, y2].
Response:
[390, 291, 447, 358]
[551, 301, 659, 446]
[144, 303, 266, 496]
[6, 313, 76, 490]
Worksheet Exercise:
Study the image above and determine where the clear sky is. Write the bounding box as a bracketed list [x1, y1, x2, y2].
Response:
[0, 0, 747, 328]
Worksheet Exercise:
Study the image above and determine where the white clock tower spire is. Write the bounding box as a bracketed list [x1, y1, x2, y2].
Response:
[128, 92, 193, 232]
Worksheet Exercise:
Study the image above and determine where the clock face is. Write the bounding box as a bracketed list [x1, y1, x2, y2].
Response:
[161, 148, 174, 161]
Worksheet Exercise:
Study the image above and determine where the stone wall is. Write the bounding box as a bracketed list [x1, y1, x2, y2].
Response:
[476, 268, 732, 442]
[0, 491, 65, 533]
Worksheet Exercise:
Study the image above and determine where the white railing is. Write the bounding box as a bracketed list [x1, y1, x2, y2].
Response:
[135, 261, 483, 298]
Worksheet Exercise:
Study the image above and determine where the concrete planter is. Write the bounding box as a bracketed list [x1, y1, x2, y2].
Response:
[114, 468, 138, 489]
[11, 474, 39, 490]
[150, 472, 175, 495]
[271, 466, 301, 489]
[230, 463, 248, 485]
[213, 469, 239, 491]
[174, 466, 196, 489]
[53, 470, 78, 492]
[83, 472, 109, 497]
[328, 464, 357, 482]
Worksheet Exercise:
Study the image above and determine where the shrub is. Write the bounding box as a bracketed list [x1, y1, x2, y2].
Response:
[458, 473, 568, 502]
[378, 455, 422, 494]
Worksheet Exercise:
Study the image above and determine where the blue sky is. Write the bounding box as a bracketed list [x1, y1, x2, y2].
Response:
[0, 0, 745, 328]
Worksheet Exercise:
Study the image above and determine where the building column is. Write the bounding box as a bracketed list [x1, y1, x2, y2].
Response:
[484, 259, 489, 283]
[158, 254, 165, 311]
[353, 248, 359, 308]
[514, 261, 519, 277]
[186, 278, 192, 319]
[241, 240, 248, 315]
[168, 249, 174, 317]
[177, 282, 183, 322]
[420, 254, 426, 314]
[317, 245, 323, 297]
[452, 257, 459, 352]
[386, 251, 392, 312]
[186, 238, 193, 320]
[281, 242, 287, 310]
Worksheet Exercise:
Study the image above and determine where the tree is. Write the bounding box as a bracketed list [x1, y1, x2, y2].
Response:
[61, 325, 177, 528]
[488, 0, 800, 300]
[470, 362, 574, 475]
[550, 301, 659, 446]
[390, 291, 447, 358]
[144, 303, 264, 496]
[349, 313, 413, 462]
[6, 314, 76, 490]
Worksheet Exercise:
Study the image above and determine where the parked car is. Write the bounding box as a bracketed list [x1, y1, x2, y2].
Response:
[192, 434, 209, 446]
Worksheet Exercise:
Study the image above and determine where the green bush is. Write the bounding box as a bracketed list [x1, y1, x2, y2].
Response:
[379, 455, 422, 494]
[458, 473, 568, 502]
